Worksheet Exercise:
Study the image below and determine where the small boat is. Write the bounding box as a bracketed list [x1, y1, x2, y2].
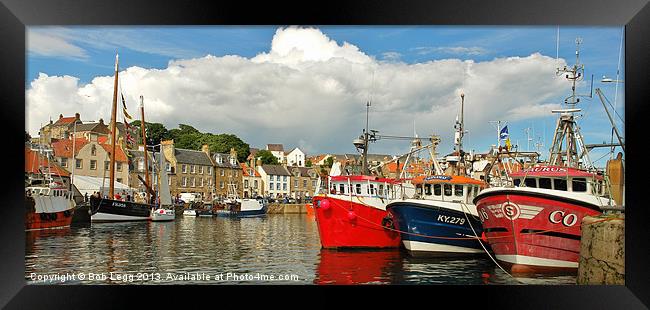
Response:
[214, 184, 267, 217]
[25, 145, 76, 231]
[150, 208, 175, 221]
[182, 209, 197, 216]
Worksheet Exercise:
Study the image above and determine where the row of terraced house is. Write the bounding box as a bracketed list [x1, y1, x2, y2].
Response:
[38, 113, 322, 202]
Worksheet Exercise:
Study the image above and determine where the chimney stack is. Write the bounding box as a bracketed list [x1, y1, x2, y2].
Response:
[59, 114, 63, 120]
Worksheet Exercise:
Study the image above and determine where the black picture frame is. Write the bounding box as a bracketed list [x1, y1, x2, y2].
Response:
[2, 0, 648, 308]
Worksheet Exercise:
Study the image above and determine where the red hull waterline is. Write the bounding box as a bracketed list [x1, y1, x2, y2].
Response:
[313, 196, 400, 249]
[476, 193, 601, 274]
[25, 210, 74, 231]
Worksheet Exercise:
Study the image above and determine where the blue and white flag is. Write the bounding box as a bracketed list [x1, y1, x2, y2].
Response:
[500, 126, 509, 140]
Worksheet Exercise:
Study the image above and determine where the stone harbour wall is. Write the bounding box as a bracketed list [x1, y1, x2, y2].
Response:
[577, 213, 625, 285]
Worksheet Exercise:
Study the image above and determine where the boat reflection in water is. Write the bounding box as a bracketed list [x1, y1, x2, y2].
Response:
[314, 249, 403, 284]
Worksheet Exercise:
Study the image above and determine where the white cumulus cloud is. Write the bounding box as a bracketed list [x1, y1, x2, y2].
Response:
[26, 27, 570, 156]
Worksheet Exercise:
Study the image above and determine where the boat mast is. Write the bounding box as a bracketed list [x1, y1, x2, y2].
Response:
[454, 92, 465, 175]
[361, 101, 370, 175]
[549, 38, 591, 169]
[139, 95, 151, 203]
[109, 53, 119, 199]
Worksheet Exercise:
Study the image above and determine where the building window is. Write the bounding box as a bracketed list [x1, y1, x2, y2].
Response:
[270, 183, 274, 190]
[90, 160, 97, 170]
[117, 178, 122, 183]
[244, 180, 249, 188]
[283, 176, 287, 182]
[303, 180, 307, 187]
[220, 181, 224, 189]
[312, 180, 317, 187]
[191, 177, 196, 187]
[254, 180, 258, 189]
[294, 180, 298, 188]
[200, 178, 204, 187]
[199, 166, 203, 174]
[91, 145, 96, 156]
[104, 161, 109, 170]
[182, 165, 187, 173]
[166, 163, 171, 172]
[138, 158, 144, 171]
[208, 167, 212, 175]
[76, 159, 82, 169]
[182, 177, 187, 187]
[116, 162, 122, 171]
[60, 158, 68, 167]
[221, 169, 225, 176]
[191, 165, 196, 174]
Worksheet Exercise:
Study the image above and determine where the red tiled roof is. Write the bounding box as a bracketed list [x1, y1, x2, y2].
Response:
[25, 146, 70, 177]
[100, 144, 128, 162]
[52, 139, 88, 158]
[240, 163, 261, 177]
[51, 138, 127, 162]
[53, 116, 77, 126]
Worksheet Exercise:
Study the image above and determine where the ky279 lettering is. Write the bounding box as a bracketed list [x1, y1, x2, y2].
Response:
[437, 214, 465, 225]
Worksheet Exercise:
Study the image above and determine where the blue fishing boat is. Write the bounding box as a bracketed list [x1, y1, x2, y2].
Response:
[386, 175, 486, 256]
[385, 93, 488, 256]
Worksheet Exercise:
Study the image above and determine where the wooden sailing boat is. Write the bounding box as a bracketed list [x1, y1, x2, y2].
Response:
[90, 53, 156, 222]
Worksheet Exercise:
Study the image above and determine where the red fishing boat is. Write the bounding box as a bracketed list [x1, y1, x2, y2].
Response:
[313, 175, 402, 248]
[25, 145, 76, 231]
[473, 39, 618, 273]
[474, 166, 610, 273]
[312, 101, 416, 249]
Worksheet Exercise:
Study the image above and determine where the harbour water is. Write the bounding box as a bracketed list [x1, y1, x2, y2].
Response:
[26, 215, 576, 285]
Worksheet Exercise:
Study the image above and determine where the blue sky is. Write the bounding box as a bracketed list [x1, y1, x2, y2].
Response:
[26, 26, 625, 167]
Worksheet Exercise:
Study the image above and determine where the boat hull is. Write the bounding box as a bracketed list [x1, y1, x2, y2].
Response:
[475, 190, 601, 273]
[90, 197, 153, 222]
[313, 195, 400, 249]
[387, 200, 485, 256]
[214, 208, 267, 218]
[150, 209, 175, 222]
[25, 196, 75, 231]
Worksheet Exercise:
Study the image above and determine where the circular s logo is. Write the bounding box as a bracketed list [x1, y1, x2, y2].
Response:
[549, 210, 578, 227]
[501, 203, 520, 220]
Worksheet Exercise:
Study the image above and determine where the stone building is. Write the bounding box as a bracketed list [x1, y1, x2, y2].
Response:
[38, 113, 83, 143]
[213, 148, 242, 199]
[39, 113, 137, 147]
[161, 140, 215, 201]
[241, 162, 263, 198]
[51, 136, 129, 184]
[288, 166, 319, 201]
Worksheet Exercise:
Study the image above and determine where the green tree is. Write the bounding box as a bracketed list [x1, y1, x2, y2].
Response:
[25, 131, 31, 142]
[130, 121, 170, 146]
[305, 159, 313, 167]
[324, 156, 334, 168]
[205, 133, 250, 163]
[256, 149, 279, 165]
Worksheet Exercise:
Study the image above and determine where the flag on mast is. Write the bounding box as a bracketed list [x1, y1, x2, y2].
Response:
[500, 126, 512, 151]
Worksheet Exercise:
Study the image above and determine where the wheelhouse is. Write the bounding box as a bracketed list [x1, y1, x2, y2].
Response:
[510, 166, 608, 196]
[411, 175, 486, 204]
[328, 175, 400, 200]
